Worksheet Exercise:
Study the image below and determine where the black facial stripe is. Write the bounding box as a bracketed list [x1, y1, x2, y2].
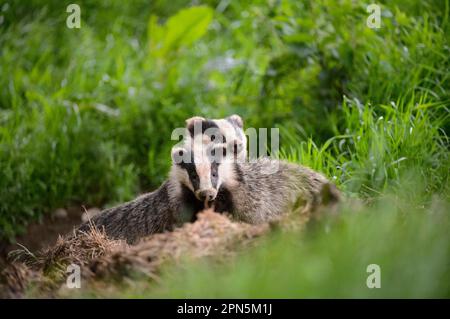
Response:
[187, 119, 227, 143]
[178, 152, 200, 191]
[233, 163, 245, 183]
[234, 142, 239, 154]
[209, 129, 226, 143]
[211, 162, 219, 188]
[188, 119, 219, 137]
[187, 163, 200, 191]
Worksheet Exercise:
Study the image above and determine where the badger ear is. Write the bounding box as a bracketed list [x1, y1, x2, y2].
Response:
[226, 114, 243, 129]
[171, 146, 189, 164]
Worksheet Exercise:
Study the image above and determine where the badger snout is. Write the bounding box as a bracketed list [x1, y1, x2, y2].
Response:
[195, 189, 217, 202]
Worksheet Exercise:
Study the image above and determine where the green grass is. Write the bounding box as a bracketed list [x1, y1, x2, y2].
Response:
[281, 96, 449, 198]
[0, 0, 449, 297]
[106, 189, 449, 298]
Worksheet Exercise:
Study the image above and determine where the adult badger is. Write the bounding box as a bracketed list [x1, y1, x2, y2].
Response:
[76, 115, 247, 244]
[170, 139, 340, 225]
[77, 115, 340, 243]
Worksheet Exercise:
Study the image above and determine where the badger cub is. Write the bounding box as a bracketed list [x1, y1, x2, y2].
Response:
[171, 140, 340, 224]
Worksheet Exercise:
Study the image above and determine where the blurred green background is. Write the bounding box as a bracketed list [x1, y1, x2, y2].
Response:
[0, 0, 449, 297]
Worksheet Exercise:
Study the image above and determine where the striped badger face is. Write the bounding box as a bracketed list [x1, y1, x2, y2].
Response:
[171, 139, 236, 205]
[184, 114, 247, 163]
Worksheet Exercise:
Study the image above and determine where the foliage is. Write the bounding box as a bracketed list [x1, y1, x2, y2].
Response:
[0, 0, 448, 297]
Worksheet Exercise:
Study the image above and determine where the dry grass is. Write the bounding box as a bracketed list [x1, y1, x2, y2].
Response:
[1, 210, 273, 298]
[89, 210, 269, 279]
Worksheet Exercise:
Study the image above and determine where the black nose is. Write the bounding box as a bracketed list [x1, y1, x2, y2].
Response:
[197, 190, 214, 201]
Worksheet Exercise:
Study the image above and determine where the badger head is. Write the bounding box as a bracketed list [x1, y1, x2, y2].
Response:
[170, 140, 236, 205]
[184, 114, 247, 162]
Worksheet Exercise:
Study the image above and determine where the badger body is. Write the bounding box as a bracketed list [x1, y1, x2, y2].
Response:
[77, 114, 340, 244]
[216, 158, 339, 223]
[77, 115, 246, 244]
[171, 144, 340, 224]
[76, 180, 204, 244]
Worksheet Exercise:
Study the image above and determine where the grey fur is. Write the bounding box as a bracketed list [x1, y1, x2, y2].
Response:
[173, 133, 340, 224]
[76, 177, 208, 244]
[215, 158, 340, 224]
[77, 181, 174, 244]
[76, 116, 246, 244]
[77, 155, 339, 244]
[76, 116, 340, 244]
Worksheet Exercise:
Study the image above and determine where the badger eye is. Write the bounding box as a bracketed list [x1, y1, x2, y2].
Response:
[210, 135, 216, 141]
[178, 150, 184, 157]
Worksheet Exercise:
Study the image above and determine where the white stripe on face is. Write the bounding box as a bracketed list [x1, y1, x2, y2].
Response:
[191, 138, 213, 191]
[196, 162, 213, 191]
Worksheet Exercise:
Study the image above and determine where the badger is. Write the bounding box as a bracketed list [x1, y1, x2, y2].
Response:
[171, 139, 340, 224]
[76, 115, 247, 244]
[77, 115, 339, 244]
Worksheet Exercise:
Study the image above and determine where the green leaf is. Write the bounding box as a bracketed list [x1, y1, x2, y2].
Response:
[148, 6, 214, 58]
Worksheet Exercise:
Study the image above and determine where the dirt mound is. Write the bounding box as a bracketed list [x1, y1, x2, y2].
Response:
[1, 210, 272, 298]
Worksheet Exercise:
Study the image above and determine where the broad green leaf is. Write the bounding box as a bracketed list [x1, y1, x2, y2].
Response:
[148, 6, 214, 58]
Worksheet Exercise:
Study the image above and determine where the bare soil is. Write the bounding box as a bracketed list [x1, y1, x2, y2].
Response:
[0, 206, 86, 262]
